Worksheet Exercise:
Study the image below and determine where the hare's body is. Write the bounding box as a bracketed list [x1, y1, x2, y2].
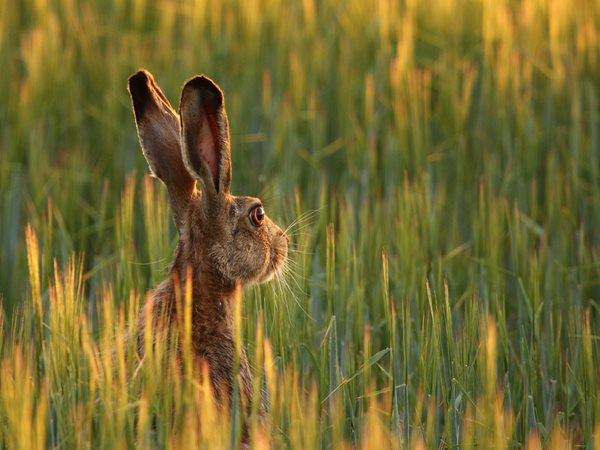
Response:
[129, 70, 287, 414]
[138, 275, 253, 405]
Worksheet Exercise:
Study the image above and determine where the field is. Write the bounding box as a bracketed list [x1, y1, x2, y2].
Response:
[1, 0, 599, 448]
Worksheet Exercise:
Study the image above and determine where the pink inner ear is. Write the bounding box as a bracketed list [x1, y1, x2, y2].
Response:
[198, 116, 219, 182]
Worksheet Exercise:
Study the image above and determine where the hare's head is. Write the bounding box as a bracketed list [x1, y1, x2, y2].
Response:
[128, 70, 288, 287]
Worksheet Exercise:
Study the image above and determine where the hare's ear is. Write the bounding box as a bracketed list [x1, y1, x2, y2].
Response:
[179, 75, 232, 197]
[128, 69, 195, 228]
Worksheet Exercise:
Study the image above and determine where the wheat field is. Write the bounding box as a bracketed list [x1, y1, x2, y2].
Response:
[0, 0, 599, 448]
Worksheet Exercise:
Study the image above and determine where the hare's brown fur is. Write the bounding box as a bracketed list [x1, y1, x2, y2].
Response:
[129, 69, 288, 414]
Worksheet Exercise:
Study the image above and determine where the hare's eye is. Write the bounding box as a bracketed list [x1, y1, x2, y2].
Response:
[249, 206, 265, 227]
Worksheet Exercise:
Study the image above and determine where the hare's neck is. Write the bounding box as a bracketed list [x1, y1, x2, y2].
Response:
[172, 268, 252, 405]
[194, 279, 252, 407]
[191, 274, 240, 337]
[170, 243, 240, 334]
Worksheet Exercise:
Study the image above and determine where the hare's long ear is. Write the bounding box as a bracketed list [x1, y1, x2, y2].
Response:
[128, 69, 195, 228]
[179, 75, 232, 198]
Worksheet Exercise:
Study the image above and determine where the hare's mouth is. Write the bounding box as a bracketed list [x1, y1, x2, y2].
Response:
[259, 238, 288, 283]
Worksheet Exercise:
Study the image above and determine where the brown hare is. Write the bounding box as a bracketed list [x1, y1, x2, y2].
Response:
[127, 69, 288, 416]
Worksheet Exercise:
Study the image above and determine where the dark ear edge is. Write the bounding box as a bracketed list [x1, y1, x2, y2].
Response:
[129, 69, 154, 118]
[180, 75, 232, 196]
[128, 69, 195, 228]
[128, 69, 176, 127]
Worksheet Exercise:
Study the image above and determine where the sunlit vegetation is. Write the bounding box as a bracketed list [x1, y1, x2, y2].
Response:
[0, 0, 599, 447]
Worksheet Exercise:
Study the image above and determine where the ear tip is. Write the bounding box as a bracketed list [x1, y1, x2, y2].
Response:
[128, 69, 157, 116]
[128, 69, 152, 92]
[183, 75, 224, 104]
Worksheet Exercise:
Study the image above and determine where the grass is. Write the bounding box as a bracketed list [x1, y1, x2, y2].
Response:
[0, 0, 599, 448]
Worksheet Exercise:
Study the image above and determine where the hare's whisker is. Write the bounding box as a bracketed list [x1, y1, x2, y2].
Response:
[283, 209, 321, 235]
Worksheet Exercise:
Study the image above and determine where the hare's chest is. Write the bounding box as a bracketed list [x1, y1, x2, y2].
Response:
[191, 331, 253, 407]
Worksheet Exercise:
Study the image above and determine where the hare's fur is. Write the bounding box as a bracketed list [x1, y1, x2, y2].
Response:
[128, 69, 288, 412]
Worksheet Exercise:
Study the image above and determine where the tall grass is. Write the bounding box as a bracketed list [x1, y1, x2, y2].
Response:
[0, 0, 599, 447]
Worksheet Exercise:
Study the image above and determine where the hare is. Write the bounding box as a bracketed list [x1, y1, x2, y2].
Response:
[127, 69, 288, 415]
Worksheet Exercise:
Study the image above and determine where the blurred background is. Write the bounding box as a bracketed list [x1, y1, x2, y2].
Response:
[0, 0, 599, 447]
[1, 0, 597, 310]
